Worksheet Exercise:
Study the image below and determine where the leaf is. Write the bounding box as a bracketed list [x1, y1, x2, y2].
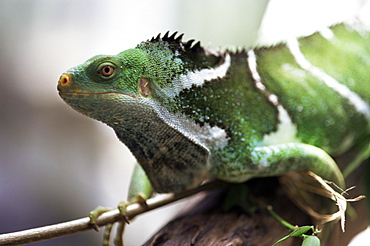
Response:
[290, 226, 313, 237]
[302, 236, 320, 246]
[272, 226, 314, 245]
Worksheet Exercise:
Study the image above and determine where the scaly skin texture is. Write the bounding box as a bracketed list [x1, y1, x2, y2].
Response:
[58, 25, 370, 193]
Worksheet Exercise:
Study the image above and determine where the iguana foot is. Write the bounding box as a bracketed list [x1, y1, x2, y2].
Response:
[89, 205, 130, 246]
[110, 195, 148, 246]
[117, 193, 149, 221]
[91, 164, 152, 245]
[89, 206, 113, 231]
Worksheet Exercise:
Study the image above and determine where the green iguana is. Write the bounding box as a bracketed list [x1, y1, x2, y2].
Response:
[57, 23, 370, 243]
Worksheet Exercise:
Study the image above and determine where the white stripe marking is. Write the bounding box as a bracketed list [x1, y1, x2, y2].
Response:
[287, 37, 370, 118]
[247, 49, 300, 145]
[148, 99, 229, 152]
[166, 53, 231, 97]
[319, 27, 335, 40]
[263, 105, 300, 145]
[181, 53, 231, 85]
[247, 50, 270, 98]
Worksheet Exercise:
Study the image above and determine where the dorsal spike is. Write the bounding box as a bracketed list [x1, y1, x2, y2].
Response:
[146, 33, 206, 56]
[151, 33, 161, 42]
[162, 31, 170, 40]
[190, 41, 203, 53]
[168, 32, 178, 41]
[184, 39, 195, 49]
[175, 33, 184, 42]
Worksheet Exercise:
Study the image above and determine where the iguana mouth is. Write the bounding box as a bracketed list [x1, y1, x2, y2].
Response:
[58, 91, 138, 101]
[59, 91, 137, 98]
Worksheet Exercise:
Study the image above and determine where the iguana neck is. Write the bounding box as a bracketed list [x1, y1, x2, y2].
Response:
[60, 92, 214, 193]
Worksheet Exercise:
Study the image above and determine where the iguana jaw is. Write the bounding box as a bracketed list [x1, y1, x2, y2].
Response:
[58, 73, 142, 124]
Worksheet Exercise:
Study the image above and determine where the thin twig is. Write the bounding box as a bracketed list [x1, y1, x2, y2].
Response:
[0, 180, 227, 246]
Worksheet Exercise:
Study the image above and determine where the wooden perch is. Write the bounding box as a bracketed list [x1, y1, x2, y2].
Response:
[144, 157, 369, 246]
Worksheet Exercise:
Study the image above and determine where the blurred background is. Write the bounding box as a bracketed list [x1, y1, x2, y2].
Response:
[0, 0, 369, 245]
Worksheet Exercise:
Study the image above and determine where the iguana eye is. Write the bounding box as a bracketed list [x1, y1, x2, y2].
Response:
[99, 65, 115, 77]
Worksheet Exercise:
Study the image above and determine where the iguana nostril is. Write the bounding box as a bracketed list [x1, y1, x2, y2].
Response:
[58, 74, 72, 88]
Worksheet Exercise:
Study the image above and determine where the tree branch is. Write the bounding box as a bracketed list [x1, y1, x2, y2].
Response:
[143, 153, 369, 246]
[0, 181, 227, 246]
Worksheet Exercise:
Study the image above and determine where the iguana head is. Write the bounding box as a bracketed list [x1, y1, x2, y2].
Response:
[57, 32, 228, 193]
[58, 32, 222, 117]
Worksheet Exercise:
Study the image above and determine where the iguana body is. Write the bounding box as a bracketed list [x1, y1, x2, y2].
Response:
[58, 23, 370, 194]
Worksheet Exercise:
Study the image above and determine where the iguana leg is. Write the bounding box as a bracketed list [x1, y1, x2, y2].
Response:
[88, 163, 153, 245]
[127, 163, 153, 204]
[215, 143, 345, 188]
[114, 163, 153, 245]
[215, 143, 347, 228]
[251, 143, 345, 188]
